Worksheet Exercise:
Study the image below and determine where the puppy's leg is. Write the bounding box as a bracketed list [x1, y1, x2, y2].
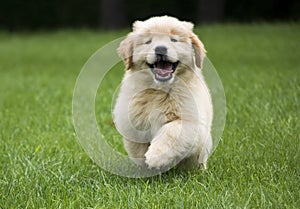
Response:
[123, 138, 149, 166]
[198, 134, 212, 169]
[145, 120, 199, 169]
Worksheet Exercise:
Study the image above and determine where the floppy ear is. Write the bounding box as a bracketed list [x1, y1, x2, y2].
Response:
[190, 33, 206, 69]
[118, 34, 133, 70]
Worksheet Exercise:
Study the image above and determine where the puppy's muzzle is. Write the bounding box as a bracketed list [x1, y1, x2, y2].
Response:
[155, 45, 167, 55]
[147, 45, 179, 82]
[155, 45, 168, 61]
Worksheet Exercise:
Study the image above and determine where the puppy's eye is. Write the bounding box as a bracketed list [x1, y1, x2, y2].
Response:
[145, 39, 152, 44]
[171, 38, 178, 42]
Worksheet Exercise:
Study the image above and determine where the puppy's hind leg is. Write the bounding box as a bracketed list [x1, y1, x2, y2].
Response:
[198, 134, 212, 170]
[123, 138, 149, 166]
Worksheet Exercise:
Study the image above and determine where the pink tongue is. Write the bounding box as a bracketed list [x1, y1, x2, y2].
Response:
[155, 63, 173, 76]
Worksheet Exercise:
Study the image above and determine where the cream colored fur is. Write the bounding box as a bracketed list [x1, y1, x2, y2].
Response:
[113, 16, 213, 170]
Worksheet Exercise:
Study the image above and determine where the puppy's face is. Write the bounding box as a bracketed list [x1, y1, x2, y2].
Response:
[118, 16, 206, 83]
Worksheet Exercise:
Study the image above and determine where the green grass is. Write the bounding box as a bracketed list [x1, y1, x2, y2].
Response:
[0, 24, 299, 208]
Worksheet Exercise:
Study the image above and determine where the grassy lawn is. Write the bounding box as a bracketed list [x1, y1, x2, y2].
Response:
[0, 24, 299, 208]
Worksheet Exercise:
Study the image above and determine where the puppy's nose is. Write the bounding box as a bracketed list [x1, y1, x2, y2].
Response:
[155, 46, 167, 56]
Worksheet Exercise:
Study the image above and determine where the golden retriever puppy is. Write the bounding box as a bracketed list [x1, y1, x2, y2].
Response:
[113, 16, 212, 170]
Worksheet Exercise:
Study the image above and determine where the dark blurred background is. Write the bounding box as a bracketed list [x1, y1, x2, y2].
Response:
[1, 0, 299, 31]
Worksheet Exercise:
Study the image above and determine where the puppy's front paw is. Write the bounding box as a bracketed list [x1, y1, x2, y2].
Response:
[144, 146, 173, 169]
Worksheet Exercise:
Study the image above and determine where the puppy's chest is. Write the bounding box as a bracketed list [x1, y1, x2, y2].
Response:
[129, 89, 180, 129]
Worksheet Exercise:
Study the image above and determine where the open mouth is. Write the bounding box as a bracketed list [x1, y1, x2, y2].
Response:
[147, 60, 179, 82]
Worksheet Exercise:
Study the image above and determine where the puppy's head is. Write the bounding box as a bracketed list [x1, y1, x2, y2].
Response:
[118, 16, 206, 83]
